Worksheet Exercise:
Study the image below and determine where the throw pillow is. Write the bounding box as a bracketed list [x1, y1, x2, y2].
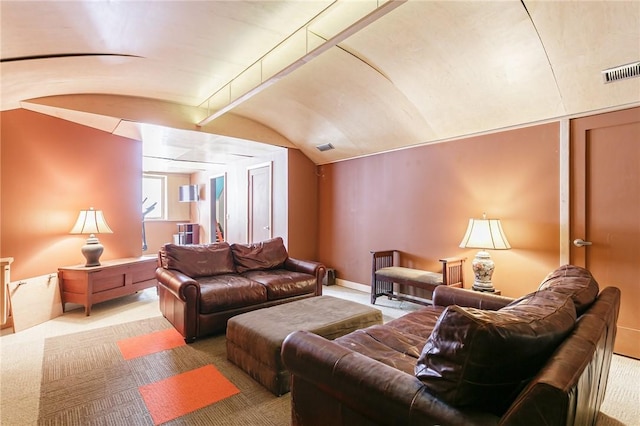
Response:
[537, 264, 599, 316]
[415, 290, 576, 416]
[231, 237, 289, 273]
[161, 242, 236, 278]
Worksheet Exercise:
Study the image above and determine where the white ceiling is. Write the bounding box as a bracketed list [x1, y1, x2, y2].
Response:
[2, 0, 639, 173]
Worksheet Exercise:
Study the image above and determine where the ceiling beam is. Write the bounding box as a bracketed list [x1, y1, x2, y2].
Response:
[197, 0, 407, 127]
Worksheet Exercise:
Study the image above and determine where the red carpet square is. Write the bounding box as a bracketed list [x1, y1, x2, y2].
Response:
[117, 328, 186, 360]
[139, 364, 240, 425]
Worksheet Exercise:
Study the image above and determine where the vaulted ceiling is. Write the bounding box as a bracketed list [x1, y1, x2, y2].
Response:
[2, 1, 639, 173]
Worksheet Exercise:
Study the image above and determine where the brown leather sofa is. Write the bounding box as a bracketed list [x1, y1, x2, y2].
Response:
[282, 265, 620, 425]
[156, 237, 325, 342]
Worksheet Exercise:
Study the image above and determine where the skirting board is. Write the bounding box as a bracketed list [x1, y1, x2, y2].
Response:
[335, 278, 370, 294]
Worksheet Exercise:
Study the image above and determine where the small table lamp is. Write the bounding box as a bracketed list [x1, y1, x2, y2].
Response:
[459, 213, 511, 292]
[70, 207, 113, 267]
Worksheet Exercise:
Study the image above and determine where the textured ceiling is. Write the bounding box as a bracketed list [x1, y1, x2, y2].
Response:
[2, 0, 639, 172]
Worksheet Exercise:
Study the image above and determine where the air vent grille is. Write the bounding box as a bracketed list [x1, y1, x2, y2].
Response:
[316, 143, 335, 152]
[602, 61, 640, 83]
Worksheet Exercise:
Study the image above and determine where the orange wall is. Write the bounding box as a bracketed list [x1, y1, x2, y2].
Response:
[287, 149, 319, 260]
[1, 107, 558, 297]
[1, 109, 142, 281]
[317, 122, 561, 298]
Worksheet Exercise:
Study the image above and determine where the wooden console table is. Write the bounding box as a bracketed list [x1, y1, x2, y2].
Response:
[58, 257, 157, 316]
[371, 250, 466, 306]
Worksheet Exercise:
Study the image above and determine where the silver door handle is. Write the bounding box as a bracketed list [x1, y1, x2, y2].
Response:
[573, 239, 592, 247]
[263, 226, 270, 230]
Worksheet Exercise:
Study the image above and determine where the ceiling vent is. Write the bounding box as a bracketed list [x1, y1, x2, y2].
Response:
[316, 143, 335, 152]
[602, 61, 640, 83]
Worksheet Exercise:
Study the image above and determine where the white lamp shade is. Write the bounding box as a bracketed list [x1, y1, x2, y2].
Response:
[70, 208, 113, 235]
[459, 217, 510, 250]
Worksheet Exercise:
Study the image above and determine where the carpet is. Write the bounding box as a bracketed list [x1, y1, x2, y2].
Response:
[38, 317, 291, 425]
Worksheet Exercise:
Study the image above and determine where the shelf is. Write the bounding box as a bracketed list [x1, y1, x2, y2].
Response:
[177, 223, 199, 245]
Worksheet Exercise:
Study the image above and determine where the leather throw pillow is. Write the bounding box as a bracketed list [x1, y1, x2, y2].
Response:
[231, 237, 288, 273]
[161, 242, 236, 278]
[415, 290, 576, 416]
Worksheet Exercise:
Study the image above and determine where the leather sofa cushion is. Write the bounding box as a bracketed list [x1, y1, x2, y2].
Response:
[336, 326, 426, 374]
[384, 307, 447, 340]
[231, 237, 289, 273]
[241, 269, 316, 300]
[537, 264, 599, 315]
[335, 307, 446, 375]
[161, 242, 236, 278]
[415, 290, 576, 415]
[199, 274, 267, 312]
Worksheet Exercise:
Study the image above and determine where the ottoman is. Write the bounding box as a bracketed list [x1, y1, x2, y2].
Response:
[226, 295, 383, 396]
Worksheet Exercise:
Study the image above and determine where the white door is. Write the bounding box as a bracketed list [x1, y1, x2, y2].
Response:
[247, 163, 272, 243]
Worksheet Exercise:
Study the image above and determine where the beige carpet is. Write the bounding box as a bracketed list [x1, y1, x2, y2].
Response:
[597, 354, 640, 426]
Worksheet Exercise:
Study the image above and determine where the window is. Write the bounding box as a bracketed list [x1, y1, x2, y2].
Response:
[142, 174, 166, 220]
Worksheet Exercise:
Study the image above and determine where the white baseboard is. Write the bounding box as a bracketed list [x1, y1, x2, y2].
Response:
[333, 279, 369, 294]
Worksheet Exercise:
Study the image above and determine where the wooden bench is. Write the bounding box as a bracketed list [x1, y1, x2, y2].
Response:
[371, 250, 465, 305]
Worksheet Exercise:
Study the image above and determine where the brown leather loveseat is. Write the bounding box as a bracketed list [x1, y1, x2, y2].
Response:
[282, 265, 620, 425]
[156, 237, 325, 342]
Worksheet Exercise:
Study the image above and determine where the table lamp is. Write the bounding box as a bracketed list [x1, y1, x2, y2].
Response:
[459, 213, 510, 292]
[70, 207, 113, 267]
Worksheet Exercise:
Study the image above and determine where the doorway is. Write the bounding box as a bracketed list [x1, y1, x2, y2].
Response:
[247, 163, 272, 243]
[210, 174, 226, 243]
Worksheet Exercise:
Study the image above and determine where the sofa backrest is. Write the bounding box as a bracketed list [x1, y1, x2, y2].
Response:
[499, 286, 621, 426]
[537, 264, 600, 316]
[230, 237, 289, 273]
[159, 242, 236, 278]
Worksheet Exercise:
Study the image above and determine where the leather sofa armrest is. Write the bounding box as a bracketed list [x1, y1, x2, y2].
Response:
[284, 257, 323, 275]
[282, 330, 494, 425]
[432, 286, 514, 310]
[284, 257, 326, 295]
[155, 267, 200, 301]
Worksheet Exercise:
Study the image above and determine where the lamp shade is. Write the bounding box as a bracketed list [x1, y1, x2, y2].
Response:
[70, 208, 113, 235]
[459, 216, 510, 250]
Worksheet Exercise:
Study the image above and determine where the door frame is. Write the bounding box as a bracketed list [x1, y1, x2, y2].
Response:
[559, 119, 570, 265]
